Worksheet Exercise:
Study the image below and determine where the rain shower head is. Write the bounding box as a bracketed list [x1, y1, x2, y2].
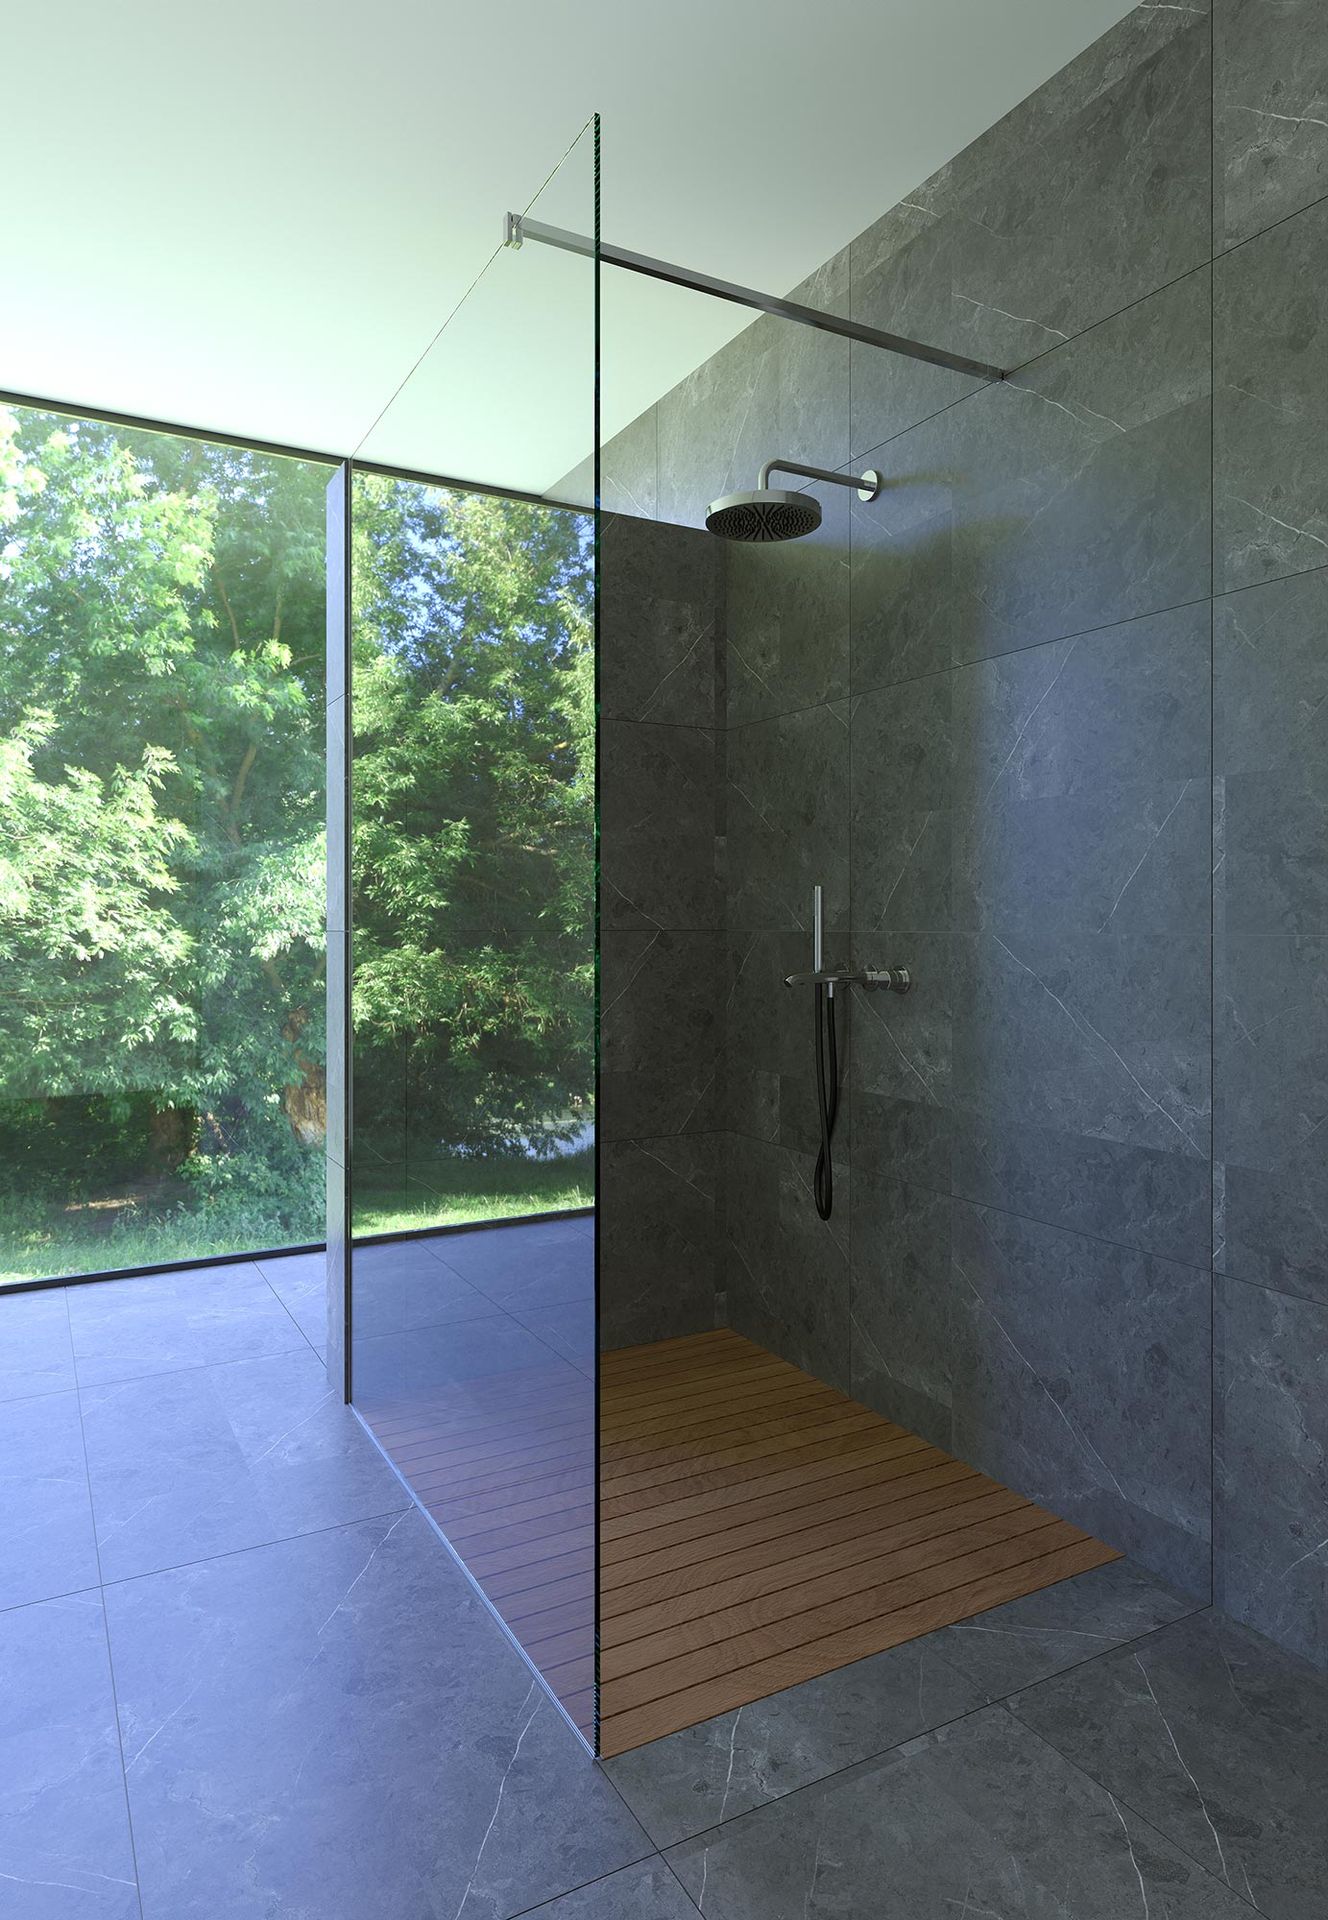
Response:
[705, 460, 882, 543]
[705, 488, 822, 543]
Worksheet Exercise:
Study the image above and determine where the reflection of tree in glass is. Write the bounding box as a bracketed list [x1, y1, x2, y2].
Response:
[350, 475, 593, 1206]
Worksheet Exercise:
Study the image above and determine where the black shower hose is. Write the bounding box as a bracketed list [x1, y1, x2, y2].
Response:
[813, 982, 839, 1220]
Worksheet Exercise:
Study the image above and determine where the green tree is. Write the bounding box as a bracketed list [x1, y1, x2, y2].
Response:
[0, 407, 593, 1278]
[350, 474, 593, 1162]
[0, 404, 327, 1247]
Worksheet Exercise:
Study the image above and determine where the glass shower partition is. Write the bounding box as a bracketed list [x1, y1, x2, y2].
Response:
[326, 117, 599, 1746]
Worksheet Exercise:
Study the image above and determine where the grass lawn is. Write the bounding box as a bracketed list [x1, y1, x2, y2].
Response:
[351, 1148, 594, 1237]
[0, 1149, 594, 1286]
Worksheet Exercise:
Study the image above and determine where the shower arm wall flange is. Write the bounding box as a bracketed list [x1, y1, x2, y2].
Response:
[503, 213, 1007, 384]
[760, 458, 880, 502]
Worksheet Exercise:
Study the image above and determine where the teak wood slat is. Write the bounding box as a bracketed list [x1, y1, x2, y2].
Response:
[595, 1331, 1119, 1756]
[363, 1324, 1118, 1759]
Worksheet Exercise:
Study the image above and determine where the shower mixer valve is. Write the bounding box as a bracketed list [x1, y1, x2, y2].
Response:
[788, 888, 911, 1223]
[782, 966, 912, 993]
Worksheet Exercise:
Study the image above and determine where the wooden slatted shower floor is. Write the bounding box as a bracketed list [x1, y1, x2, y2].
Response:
[596, 1328, 1120, 1756]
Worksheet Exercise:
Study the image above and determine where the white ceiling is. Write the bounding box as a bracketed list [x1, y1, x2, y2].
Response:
[2, 0, 1136, 491]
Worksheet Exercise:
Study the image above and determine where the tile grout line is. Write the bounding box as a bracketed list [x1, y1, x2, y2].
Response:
[68, 1335, 331, 1397]
[502, 1845, 687, 1920]
[1209, 0, 1220, 1623]
[92, 1504, 415, 1597]
[64, 1285, 148, 1920]
[252, 1260, 326, 1363]
[1009, 1706, 1263, 1913]
[721, 1122, 1217, 1286]
[724, 548, 1328, 738]
[646, 1604, 1213, 1863]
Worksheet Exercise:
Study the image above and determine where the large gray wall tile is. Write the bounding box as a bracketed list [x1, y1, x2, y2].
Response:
[601, 721, 719, 932]
[725, 486, 849, 726]
[723, 930, 851, 1160]
[1215, 196, 1328, 592]
[1216, 566, 1328, 1298]
[599, 513, 719, 727]
[1217, 930, 1328, 1302]
[849, 1, 1211, 457]
[951, 1201, 1212, 1597]
[724, 1133, 851, 1393]
[1216, 1274, 1328, 1667]
[727, 705, 850, 934]
[599, 1136, 719, 1351]
[949, 266, 1212, 666]
[600, 931, 721, 1141]
[850, 1173, 954, 1451]
[1216, 0, 1328, 249]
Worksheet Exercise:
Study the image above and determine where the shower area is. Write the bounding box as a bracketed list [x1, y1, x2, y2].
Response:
[327, 0, 1324, 1766]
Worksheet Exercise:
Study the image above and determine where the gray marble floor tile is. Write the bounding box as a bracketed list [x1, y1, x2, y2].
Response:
[0, 1592, 139, 1918]
[604, 1638, 984, 1848]
[1010, 1608, 1328, 1920]
[665, 1703, 1248, 1919]
[935, 1558, 1199, 1698]
[254, 1250, 328, 1346]
[0, 1390, 100, 1612]
[67, 1262, 308, 1388]
[519, 1858, 700, 1918]
[106, 1513, 649, 1920]
[513, 1296, 596, 1377]
[0, 1285, 76, 1404]
[432, 1219, 594, 1312]
[81, 1349, 407, 1584]
[350, 1251, 493, 1338]
[351, 1313, 572, 1403]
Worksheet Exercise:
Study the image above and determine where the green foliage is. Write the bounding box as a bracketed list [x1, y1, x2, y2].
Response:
[350, 475, 594, 1155]
[0, 406, 594, 1281]
[0, 403, 328, 1258]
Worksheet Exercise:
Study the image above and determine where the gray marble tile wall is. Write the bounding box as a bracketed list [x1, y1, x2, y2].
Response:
[597, 512, 726, 1349]
[593, 0, 1328, 1660]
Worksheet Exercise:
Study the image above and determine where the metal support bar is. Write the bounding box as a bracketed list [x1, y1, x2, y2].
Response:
[504, 212, 1006, 384]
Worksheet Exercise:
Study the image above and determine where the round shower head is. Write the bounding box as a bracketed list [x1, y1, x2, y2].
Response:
[704, 487, 823, 543]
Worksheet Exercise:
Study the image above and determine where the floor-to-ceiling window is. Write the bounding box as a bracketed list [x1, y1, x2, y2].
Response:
[0, 401, 329, 1283]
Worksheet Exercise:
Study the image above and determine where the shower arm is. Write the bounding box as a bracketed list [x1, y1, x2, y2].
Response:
[759, 459, 880, 498]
